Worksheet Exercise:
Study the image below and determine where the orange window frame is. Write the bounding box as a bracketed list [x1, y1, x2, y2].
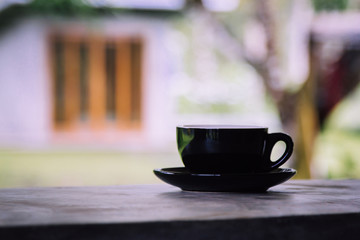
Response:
[49, 33, 143, 132]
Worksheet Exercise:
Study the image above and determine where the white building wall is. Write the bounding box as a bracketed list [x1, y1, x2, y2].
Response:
[0, 19, 50, 146]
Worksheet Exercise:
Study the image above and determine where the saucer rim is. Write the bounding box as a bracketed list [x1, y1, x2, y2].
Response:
[177, 124, 267, 130]
[153, 167, 296, 192]
[154, 167, 296, 177]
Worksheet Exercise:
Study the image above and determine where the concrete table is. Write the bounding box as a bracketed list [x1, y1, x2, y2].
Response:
[1, 180, 360, 239]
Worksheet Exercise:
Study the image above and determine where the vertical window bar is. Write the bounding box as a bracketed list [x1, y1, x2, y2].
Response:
[106, 41, 117, 120]
[54, 38, 65, 124]
[79, 42, 89, 121]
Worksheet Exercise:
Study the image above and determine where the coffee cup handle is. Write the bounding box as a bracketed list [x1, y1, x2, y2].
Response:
[264, 133, 294, 170]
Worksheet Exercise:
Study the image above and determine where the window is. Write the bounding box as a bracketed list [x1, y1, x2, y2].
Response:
[50, 34, 143, 131]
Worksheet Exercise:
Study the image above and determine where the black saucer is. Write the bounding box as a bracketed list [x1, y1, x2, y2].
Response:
[153, 167, 296, 192]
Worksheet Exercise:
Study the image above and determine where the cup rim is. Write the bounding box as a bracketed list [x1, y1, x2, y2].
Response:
[177, 124, 268, 129]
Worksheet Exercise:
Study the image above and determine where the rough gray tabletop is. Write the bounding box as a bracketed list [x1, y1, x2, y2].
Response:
[1, 180, 360, 239]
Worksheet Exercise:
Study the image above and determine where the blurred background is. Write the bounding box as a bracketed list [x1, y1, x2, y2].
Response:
[1, 0, 360, 187]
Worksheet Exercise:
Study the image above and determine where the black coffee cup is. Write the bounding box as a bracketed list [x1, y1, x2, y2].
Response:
[177, 125, 293, 173]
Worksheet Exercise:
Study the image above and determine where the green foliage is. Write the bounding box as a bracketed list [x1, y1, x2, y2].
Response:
[313, 82, 360, 179]
[312, 0, 348, 11]
[27, 0, 98, 16]
[0, 0, 177, 35]
[0, 4, 26, 33]
[314, 129, 360, 179]
[0, 0, 115, 35]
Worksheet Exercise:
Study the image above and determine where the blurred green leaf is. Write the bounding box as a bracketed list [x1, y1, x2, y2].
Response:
[312, 0, 348, 12]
